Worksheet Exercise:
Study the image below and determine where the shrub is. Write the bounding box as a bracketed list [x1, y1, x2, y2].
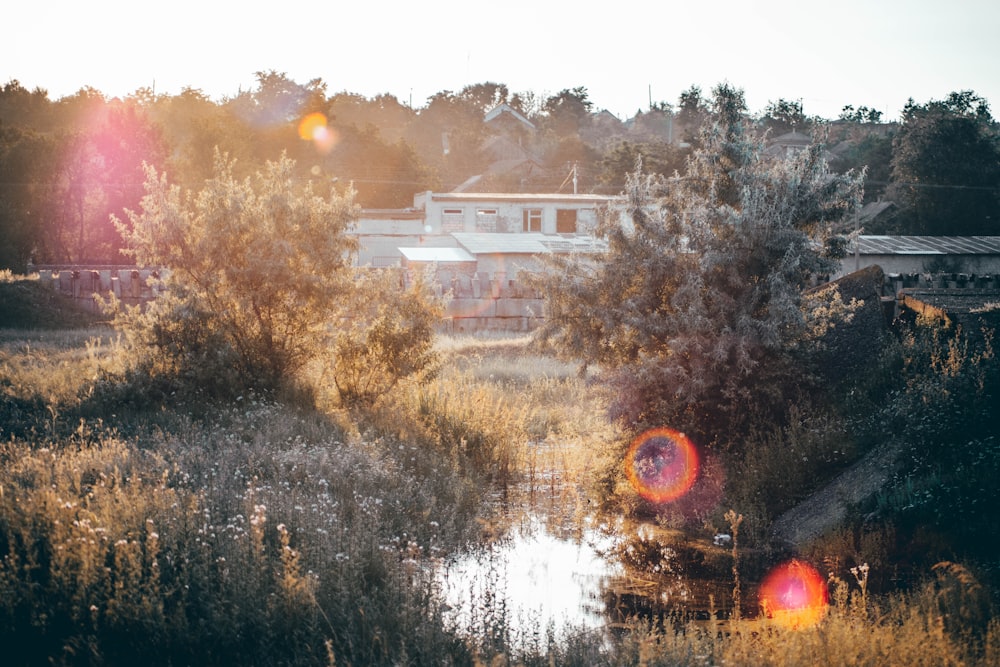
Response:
[330, 268, 444, 406]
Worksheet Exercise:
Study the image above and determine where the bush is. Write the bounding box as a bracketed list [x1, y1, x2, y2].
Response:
[330, 268, 443, 406]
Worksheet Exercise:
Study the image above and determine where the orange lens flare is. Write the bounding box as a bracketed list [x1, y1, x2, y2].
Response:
[298, 112, 337, 153]
[624, 428, 699, 503]
[759, 560, 828, 629]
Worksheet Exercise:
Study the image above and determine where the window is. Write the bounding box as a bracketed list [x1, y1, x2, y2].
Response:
[556, 209, 577, 233]
[442, 208, 464, 232]
[523, 208, 542, 232]
[476, 208, 498, 232]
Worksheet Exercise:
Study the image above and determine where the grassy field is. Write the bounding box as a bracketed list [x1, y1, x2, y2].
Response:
[1, 273, 998, 665]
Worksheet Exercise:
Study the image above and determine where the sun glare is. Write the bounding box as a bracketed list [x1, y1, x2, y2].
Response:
[759, 559, 828, 629]
[624, 428, 699, 504]
[298, 112, 337, 153]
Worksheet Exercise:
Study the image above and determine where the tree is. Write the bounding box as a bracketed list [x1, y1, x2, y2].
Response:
[839, 105, 884, 123]
[114, 151, 442, 402]
[760, 98, 808, 135]
[115, 152, 361, 390]
[675, 85, 710, 145]
[541, 87, 593, 136]
[0, 125, 55, 270]
[888, 91, 1000, 235]
[597, 140, 687, 191]
[534, 84, 864, 443]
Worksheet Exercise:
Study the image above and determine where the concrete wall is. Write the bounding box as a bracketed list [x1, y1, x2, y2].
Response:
[33, 267, 164, 313]
[836, 254, 1000, 279]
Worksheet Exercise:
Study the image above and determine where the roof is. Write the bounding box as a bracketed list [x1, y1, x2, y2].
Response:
[451, 232, 608, 255]
[452, 233, 552, 255]
[483, 103, 536, 131]
[429, 192, 616, 205]
[770, 130, 812, 145]
[855, 236, 1000, 255]
[399, 247, 476, 263]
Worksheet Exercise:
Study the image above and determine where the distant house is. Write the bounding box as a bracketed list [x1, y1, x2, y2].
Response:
[353, 191, 621, 268]
[413, 191, 617, 236]
[764, 130, 813, 158]
[483, 103, 536, 134]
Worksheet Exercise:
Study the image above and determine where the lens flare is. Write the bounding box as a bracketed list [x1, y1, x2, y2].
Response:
[624, 428, 699, 503]
[298, 112, 338, 154]
[759, 560, 828, 629]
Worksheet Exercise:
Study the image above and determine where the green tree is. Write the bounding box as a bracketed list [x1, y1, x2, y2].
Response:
[114, 152, 442, 402]
[839, 104, 884, 123]
[597, 140, 687, 191]
[331, 268, 442, 405]
[115, 152, 360, 390]
[541, 87, 593, 136]
[888, 91, 1000, 235]
[0, 124, 56, 270]
[534, 84, 864, 443]
[760, 98, 808, 135]
[675, 85, 710, 145]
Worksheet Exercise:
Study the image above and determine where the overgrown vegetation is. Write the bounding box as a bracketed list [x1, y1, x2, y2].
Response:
[1, 283, 999, 664]
[1, 78, 998, 663]
[107, 151, 442, 405]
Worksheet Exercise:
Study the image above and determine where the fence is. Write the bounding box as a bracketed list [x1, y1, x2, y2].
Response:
[32, 266, 165, 314]
[30, 265, 544, 332]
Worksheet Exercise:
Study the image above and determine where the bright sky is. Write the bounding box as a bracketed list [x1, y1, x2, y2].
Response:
[4, 0, 998, 122]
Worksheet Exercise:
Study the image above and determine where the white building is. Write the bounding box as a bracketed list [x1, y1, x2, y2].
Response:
[353, 191, 620, 268]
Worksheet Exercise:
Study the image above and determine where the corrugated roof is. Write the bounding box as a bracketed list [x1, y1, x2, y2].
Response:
[399, 247, 476, 263]
[856, 236, 1000, 255]
[452, 233, 552, 255]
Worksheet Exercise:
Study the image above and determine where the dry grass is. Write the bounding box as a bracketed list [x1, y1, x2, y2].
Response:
[1, 324, 998, 665]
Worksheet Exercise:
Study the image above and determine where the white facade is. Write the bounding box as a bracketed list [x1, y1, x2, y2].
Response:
[412, 191, 615, 236]
[354, 192, 620, 267]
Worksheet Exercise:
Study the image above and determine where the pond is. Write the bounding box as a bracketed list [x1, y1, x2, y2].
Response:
[434, 445, 766, 650]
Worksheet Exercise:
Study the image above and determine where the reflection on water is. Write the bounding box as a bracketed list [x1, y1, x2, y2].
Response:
[438, 515, 620, 647]
[434, 440, 767, 648]
[436, 512, 756, 648]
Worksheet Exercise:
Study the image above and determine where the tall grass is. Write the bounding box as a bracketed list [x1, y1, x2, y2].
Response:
[2, 312, 999, 665]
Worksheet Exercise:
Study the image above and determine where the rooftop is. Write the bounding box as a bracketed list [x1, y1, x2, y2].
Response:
[856, 236, 1000, 255]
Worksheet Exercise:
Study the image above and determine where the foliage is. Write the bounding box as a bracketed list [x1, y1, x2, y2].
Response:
[839, 104, 885, 123]
[0, 402, 479, 666]
[114, 151, 360, 392]
[533, 84, 864, 444]
[852, 313, 1000, 570]
[0, 125, 55, 270]
[597, 140, 688, 190]
[48, 99, 168, 263]
[759, 97, 809, 135]
[330, 268, 444, 406]
[888, 90, 1000, 235]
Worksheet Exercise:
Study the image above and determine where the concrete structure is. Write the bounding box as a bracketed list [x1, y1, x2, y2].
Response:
[354, 191, 620, 268]
[412, 191, 615, 236]
[837, 236, 1000, 280]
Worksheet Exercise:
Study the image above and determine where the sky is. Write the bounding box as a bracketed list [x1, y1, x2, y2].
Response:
[3, 0, 999, 122]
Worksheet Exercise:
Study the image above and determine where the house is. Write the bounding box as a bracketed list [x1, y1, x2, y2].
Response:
[764, 130, 813, 158]
[412, 191, 617, 236]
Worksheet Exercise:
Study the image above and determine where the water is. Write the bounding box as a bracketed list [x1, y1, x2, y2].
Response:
[438, 514, 621, 646]
[436, 510, 753, 649]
